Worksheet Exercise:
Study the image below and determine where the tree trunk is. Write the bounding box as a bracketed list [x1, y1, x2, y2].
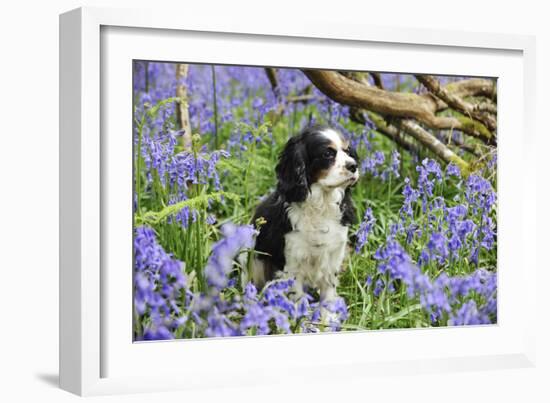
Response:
[176, 64, 192, 150]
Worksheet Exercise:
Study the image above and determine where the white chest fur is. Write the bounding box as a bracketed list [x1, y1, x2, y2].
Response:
[284, 184, 348, 300]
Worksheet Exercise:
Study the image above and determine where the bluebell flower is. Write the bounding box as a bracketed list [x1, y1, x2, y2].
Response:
[448, 233, 462, 257]
[361, 150, 386, 177]
[400, 177, 419, 219]
[390, 150, 401, 178]
[446, 163, 461, 178]
[205, 307, 240, 337]
[365, 275, 373, 287]
[373, 279, 384, 296]
[426, 232, 449, 264]
[205, 223, 257, 291]
[134, 226, 188, 339]
[296, 297, 310, 318]
[355, 207, 376, 253]
[448, 300, 490, 326]
[143, 325, 174, 341]
[405, 223, 420, 244]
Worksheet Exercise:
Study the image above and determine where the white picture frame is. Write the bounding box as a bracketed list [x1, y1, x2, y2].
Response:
[59, 6, 537, 396]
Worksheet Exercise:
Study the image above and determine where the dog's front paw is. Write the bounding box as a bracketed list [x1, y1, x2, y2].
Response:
[320, 307, 341, 328]
[317, 297, 348, 331]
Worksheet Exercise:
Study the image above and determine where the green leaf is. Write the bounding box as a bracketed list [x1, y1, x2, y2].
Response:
[381, 304, 423, 326]
[136, 191, 240, 225]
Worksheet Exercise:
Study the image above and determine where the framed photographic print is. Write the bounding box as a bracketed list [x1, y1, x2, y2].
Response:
[60, 6, 537, 396]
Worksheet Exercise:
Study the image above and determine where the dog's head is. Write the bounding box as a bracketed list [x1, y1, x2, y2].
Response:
[276, 125, 359, 203]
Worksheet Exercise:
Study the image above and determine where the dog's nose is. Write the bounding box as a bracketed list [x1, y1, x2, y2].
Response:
[345, 161, 358, 173]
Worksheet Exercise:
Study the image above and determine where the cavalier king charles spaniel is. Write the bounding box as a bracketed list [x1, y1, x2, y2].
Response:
[251, 124, 359, 304]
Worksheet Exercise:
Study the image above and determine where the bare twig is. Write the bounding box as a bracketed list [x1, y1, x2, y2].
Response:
[264, 67, 280, 96]
[287, 94, 322, 103]
[370, 72, 384, 89]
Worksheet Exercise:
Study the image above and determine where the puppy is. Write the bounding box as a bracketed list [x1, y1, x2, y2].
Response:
[251, 125, 359, 303]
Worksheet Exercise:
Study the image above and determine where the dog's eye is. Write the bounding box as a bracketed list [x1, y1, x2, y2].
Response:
[323, 149, 336, 159]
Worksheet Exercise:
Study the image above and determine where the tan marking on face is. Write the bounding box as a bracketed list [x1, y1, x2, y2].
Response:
[314, 167, 330, 181]
[316, 128, 358, 188]
[313, 143, 337, 182]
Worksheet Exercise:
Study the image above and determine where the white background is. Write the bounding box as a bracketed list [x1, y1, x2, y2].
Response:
[1, 0, 548, 401]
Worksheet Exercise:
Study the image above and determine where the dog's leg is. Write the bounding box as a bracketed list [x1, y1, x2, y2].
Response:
[289, 275, 306, 301]
[319, 275, 341, 327]
[319, 279, 338, 302]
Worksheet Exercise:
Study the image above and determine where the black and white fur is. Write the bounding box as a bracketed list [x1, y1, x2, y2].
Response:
[251, 125, 359, 303]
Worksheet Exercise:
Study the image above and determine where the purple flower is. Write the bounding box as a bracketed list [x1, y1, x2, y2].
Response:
[448, 300, 490, 326]
[373, 279, 384, 296]
[390, 150, 401, 178]
[361, 150, 386, 176]
[205, 223, 257, 290]
[322, 297, 349, 330]
[355, 207, 376, 253]
[205, 307, 240, 337]
[446, 163, 461, 178]
[134, 226, 188, 340]
[426, 232, 449, 264]
[143, 325, 174, 341]
[400, 177, 419, 219]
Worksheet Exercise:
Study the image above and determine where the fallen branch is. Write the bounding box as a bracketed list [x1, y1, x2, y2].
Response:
[438, 130, 483, 158]
[349, 107, 421, 155]
[398, 120, 470, 173]
[302, 69, 495, 144]
[444, 78, 496, 101]
[340, 73, 472, 171]
[365, 112, 422, 155]
[473, 101, 497, 115]
[416, 74, 496, 132]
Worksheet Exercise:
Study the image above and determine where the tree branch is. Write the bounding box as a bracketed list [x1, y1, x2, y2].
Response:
[438, 130, 483, 158]
[444, 78, 496, 101]
[473, 101, 497, 115]
[264, 67, 280, 97]
[349, 107, 421, 155]
[398, 120, 470, 173]
[416, 75, 496, 132]
[302, 69, 495, 144]
[370, 72, 384, 89]
[342, 74, 471, 171]
[353, 107, 477, 165]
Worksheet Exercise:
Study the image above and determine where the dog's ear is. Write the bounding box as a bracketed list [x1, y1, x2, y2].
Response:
[276, 136, 309, 203]
[340, 187, 357, 226]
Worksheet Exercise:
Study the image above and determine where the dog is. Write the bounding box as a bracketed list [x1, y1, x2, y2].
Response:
[251, 124, 359, 304]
